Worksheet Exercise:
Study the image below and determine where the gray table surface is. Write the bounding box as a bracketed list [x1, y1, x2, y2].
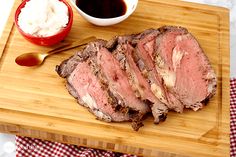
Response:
[0, 0, 234, 156]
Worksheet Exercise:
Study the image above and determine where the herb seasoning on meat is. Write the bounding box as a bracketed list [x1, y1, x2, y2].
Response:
[76, 0, 127, 18]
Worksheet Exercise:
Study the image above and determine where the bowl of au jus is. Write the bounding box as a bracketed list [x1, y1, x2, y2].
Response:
[70, 0, 138, 26]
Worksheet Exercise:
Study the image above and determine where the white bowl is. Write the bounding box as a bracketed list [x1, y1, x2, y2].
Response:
[70, 0, 138, 26]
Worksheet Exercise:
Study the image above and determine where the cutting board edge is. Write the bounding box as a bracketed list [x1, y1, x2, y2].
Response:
[0, 0, 20, 60]
[0, 0, 230, 157]
[154, 0, 230, 13]
[0, 119, 227, 157]
[1, 122, 192, 157]
[219, 7, 230, 151]
[0, 107, 229, 157]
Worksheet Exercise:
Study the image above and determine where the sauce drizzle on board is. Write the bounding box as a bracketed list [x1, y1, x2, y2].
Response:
[76, 0, 127, 18]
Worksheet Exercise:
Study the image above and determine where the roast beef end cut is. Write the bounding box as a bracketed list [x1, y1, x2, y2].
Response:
[56, 54, 82, 78]
[154, 26, 217, 111]
[56, 39, 107, 78]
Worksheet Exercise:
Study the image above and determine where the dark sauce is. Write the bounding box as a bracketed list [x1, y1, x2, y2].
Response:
[76, 0, 127, 18]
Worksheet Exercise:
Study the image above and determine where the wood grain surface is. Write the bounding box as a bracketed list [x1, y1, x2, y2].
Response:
[0, 0, 230, 156]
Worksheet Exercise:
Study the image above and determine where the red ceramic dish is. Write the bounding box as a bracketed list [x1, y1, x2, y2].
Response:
[15, 0, 73, 46]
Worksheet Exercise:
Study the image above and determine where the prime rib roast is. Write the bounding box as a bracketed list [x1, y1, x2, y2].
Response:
[56, 26, 217, 131]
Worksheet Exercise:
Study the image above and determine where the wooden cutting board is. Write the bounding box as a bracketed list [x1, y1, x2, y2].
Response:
[0, 0, 229, 156]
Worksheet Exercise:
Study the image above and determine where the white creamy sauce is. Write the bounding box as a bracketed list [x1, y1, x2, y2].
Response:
[18, 0, 69, 37]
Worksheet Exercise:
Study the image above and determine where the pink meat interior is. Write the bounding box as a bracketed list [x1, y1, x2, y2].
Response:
[157, 31, 212, 107]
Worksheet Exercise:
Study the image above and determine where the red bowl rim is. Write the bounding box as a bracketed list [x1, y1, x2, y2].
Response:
[14, 0, 73, 40]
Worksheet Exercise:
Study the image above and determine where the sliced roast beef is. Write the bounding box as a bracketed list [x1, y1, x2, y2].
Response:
[56, 40, 150, 131]
[110, 39, 168, 124]
[56, 25, 217, 130]
[97, 47, 150, 114]
[153, 26, 217, 111]
[135, 30, 184, 113]
[56, 41, 130, 123]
